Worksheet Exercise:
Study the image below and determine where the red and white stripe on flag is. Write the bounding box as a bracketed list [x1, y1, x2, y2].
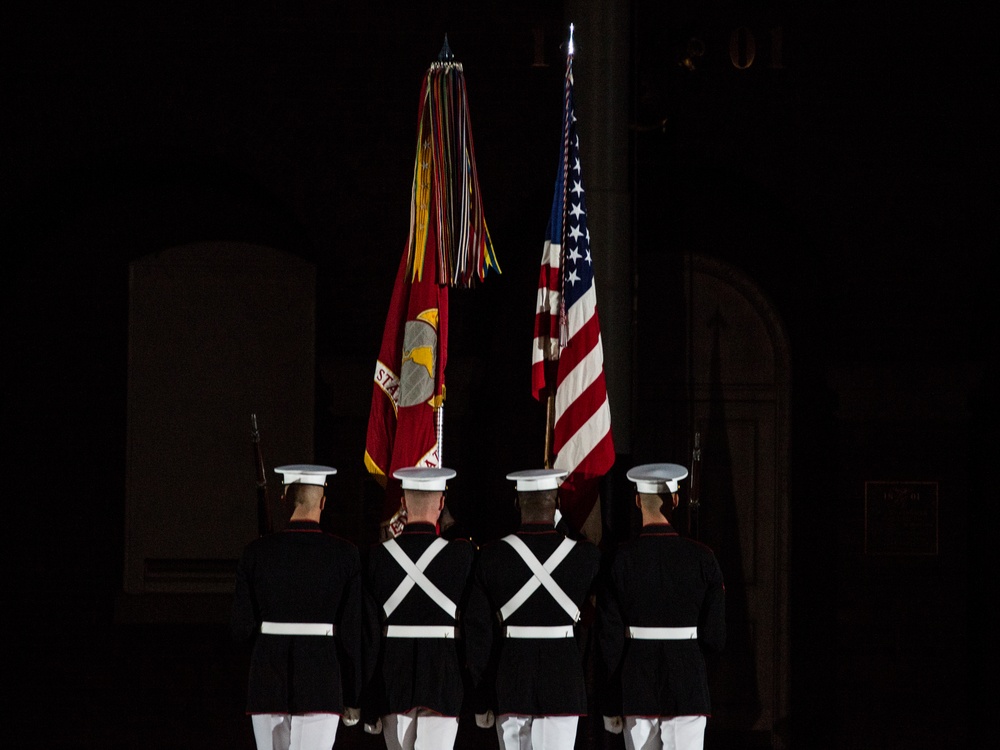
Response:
[531, 57, 614, 539]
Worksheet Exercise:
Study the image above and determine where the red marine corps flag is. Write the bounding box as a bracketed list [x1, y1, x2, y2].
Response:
[365, 37, 499, 539]
[532, 26, 614, 543]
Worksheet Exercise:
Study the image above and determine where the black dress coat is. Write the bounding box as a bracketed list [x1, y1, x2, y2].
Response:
[363, 521, 476, 717]
[231, 520, 364, 714]
[596, 523, 726, 717]
[465, 522, 601, 717]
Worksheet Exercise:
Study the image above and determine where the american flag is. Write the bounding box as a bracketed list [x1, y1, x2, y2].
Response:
[531, 44, 614, 539]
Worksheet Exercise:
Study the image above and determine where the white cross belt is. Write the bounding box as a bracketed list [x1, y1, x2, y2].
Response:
[382, 538, 457, 619]
[499, 535, 579, 623]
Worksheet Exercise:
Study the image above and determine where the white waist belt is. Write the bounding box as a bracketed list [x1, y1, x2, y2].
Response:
[261, 621, 335, 636]
[504, 625, 575, 639]
[385, 625, 458, 639]
[628, 626, 698, 640]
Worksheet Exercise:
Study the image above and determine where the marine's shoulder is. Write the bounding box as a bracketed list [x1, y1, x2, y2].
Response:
[446, 536, 477, 553]
[475, 536, 513, 560]
[317, 529, 355, 544]
[317, 531, 361, 557]
[570, 536, 601, 557]
[476, 536, 503, 553]
[679, 536, 718, 555]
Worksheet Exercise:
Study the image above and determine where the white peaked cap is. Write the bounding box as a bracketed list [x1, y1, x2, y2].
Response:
[274, 464, 337, 486]
[626, 463, 689, 494]
[393, 467, 457, 491]
[506, 469, 569, 492]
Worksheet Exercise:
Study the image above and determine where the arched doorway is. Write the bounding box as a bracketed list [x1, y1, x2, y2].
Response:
[635, 252, 791, 748]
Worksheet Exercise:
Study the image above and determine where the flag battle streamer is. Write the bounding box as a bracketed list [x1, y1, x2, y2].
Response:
[531, 30, 614, 541]
[365, 43, 499, 538]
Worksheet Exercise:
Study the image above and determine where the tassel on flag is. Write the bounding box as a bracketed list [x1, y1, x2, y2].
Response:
[410, 35, 500, 289]
[365, 37, 499, 539]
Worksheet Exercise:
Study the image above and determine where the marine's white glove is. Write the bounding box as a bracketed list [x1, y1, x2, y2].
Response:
[364, 718, 383, 735]
[341, 707, 360, 727]
[475, 710, 495, 729]
[603, 715, 623, 734]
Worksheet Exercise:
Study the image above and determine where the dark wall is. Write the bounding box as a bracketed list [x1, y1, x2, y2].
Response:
[4, 1, 994, 748]
[631, 5, 992, 746]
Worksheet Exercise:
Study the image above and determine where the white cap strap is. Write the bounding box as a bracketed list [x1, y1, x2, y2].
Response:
[274, 464, 337, 486]
[505, 469, 568, 491]
[626, 463, 688, 494]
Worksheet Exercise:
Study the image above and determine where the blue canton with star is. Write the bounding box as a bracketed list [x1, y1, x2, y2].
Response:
[562, 105, 593, 310]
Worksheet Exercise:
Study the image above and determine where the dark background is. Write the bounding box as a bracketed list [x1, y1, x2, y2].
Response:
[3, 1, 994, 748]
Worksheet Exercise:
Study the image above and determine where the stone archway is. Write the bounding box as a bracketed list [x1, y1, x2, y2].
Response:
[686, 253, 790, 748]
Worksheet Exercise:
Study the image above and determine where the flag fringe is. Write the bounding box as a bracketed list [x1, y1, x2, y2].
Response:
[408, 59, 500, 288]
[364, 451, 388, 488]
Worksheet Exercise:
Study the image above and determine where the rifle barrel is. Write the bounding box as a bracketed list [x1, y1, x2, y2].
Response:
[689, 431, 701, 539]
[252, 413, 271, 536]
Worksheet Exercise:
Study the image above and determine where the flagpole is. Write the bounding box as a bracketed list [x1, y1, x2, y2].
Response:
[547, 24, 575, 471]
[544, 391, 555, 468]
[436, 405, 444, 465]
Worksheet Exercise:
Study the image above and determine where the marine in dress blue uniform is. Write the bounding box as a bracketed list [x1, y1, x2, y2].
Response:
[362, 467, 475, 750]
[231, 465, 364, 750]
[465, 469, 602, 750]
[597, 463, 726, 750]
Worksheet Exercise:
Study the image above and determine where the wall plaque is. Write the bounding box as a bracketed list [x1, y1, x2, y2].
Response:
[864, 481, 939, 556]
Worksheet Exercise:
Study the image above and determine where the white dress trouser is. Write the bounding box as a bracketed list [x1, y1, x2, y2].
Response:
[496, 714, 579, 750]
[382, 708, 459, 750]
[624, 715, 706, 750]
[251, 713, 340, 750]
